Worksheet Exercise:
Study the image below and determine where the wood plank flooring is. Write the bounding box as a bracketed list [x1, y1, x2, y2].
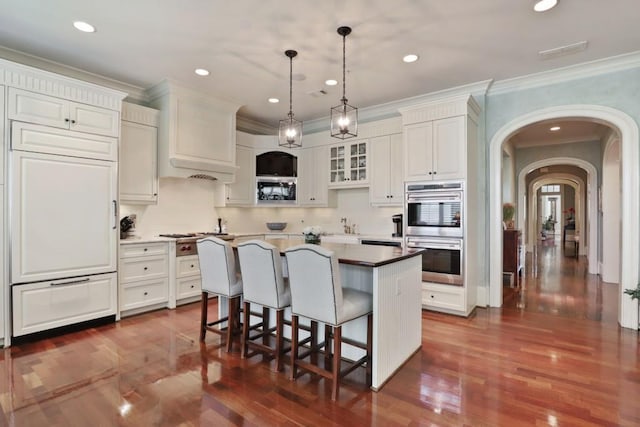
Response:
[1, 240, 638, 426]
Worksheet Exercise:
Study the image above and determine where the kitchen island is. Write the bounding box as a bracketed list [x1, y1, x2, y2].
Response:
[225, 238, 423, 391]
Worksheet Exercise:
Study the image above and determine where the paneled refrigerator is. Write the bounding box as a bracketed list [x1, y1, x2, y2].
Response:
[9, 122, 118, 337]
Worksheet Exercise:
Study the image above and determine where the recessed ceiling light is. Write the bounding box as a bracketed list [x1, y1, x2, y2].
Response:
[534, 0, 558, 12]
[268, 98, 279, 104]
[73, 21, 95, 33]
[403, 54, 419, 63]
[550, 126, 561, 131]
[325, 79, 338, 86]
[194, 68, 210, 76]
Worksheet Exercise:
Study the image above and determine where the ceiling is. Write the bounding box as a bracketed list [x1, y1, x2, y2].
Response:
[0, 0, 639, 130]
[508, 119, 612, 149]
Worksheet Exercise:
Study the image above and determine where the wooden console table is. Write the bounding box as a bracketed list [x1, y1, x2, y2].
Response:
[503, 229, 522, 286]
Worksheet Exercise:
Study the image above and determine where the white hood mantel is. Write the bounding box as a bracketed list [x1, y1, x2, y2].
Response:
[147, 80, 242, 183]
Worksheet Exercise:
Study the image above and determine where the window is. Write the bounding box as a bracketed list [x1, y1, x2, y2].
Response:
[541, 184, 560, 193]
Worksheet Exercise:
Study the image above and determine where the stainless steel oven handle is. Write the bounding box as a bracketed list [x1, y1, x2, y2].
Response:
[407, 195, 461, 203]
[407, 241, 461, 250]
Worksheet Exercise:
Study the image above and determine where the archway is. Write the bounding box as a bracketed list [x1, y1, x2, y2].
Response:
[602, 135, 621, 283]
[528, 175, 585, 255]
[488, 105, 639, 329]
[518, 161, 594, 270]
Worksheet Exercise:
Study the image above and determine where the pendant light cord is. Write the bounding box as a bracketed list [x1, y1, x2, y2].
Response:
[289, 54, 293, 119]
[342, 32, 347, 104]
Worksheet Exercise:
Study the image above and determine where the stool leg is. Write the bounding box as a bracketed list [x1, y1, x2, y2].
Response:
[200, 292, 208, 341]
[275, 309, 284, 372]
[331, 325, 342, 401]
[310, 320, 318, 364]
[241, 301, 251, 358]
[290, 315, 299, 380]
[226, 297, 237, 353]
[324, 324, 332, 365]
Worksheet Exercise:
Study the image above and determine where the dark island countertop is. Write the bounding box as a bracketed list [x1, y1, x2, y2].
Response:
[229, 238, 424, 268]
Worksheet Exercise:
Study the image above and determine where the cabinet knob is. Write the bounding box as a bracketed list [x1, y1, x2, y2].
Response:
[64, 118, 70, 123]
[153, 193, 158, 196]
[430, 294, 435, 298]
[390, 195, 393, 198]
[144, 267, 148, 271]
[190, 285, 195, 289]
[191, 264, 194, 268]
[71, 119, 76, 124]
[144, 248, 148, 252]
[428, 172, 432, 175]
[433, 171, 437, 175]
[144, 291, 148, 296]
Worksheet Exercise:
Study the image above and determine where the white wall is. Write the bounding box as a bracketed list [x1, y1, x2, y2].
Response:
[122, 179, 400, 237]
[602, 136, 621, 283]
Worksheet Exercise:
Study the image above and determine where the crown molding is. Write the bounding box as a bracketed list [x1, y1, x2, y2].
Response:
[122, 102, 159, 126]
[236, 115, 277, 135]
[489, 50, 640, 96]
[0, 45, 146, 102]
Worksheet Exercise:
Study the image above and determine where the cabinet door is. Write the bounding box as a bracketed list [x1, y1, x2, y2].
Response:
[299, 145, 329, 206]
[388, 133, 404, 202]
[8, 88, 70, 129]
[70, 102, 120, 137]
[432, 116, 465, 180]
[404, 122, 434, 182]
[11, 151, 118, 284]
[369, 136, 391, 204]
[226, 146, 255, 205]
[120, 121, 158, 203]
[329, 141, 368, 187]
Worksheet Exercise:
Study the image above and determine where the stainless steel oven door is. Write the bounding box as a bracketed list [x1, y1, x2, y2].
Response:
[406, 237, 463, 286]
[406, 191, 463, 237]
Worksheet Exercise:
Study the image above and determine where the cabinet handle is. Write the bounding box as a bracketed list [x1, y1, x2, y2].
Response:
[71, 119, 76, 124]
[50, 277, 91, 287]
[190, 285, 195, 289]
[390, 195, 393, 198]
[191, 264, 194, 268]
[64, 118, 70, 123]
[144, 248, 148, 252]
[428, 172, 432, 175]
[144, 291, 148, 296]
[153, 193, 158, 196]
[144, 267, 148, 271]
[112, 200, 117, 229]
[430, 294, 435, 298]
[433, 171, 437, 175]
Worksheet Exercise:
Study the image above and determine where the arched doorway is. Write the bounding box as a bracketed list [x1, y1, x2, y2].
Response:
[488, 105, 639, 329]
[518, 160, 595, 270]
[601, 135, 621, 284]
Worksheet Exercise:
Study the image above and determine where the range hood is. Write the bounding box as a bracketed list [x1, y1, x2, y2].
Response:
[147, 80, 242, 183]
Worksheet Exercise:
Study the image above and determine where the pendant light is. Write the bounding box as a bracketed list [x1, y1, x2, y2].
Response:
[330, 26, 358, 139]
[279, 50, 303, 148]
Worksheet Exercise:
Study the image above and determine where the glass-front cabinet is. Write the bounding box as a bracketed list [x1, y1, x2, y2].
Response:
[329, 140, 368, 187]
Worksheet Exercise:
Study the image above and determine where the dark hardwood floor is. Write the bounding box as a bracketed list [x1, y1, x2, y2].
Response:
[1, 240, 638, 426]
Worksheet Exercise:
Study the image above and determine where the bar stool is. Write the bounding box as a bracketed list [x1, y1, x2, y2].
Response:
[197, 236, 243, 352]
[237, 240, 291, 371]
[284, 244, 373, 401]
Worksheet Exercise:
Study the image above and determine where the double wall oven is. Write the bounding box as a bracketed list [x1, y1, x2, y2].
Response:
[405, 181, 464, 286]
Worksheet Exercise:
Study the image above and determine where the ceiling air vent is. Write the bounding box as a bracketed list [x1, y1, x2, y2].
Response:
[538, 41, 588, 60]
[307, 89, 328, 98]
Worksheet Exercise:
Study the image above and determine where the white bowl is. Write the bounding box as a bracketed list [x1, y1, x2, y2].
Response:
[266, 222, 287, 231]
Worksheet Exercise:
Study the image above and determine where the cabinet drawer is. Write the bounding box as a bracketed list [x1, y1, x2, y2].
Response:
[177, 256, 200, 278]
[422, 283, 464, 312]
[12, 272, 117, 337]
[177, 276, 202, 300]
[120, 242, 168, 258]
[121, 278, 169, 311]
[120, 255, 168, 282]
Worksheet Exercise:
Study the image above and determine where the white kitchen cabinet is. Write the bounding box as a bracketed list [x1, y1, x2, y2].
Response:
[0, 85, 4, 183]
[299, 145, 332, 206]
[176, 255, 201, 303]
[8, 87, 119, 137]
[225, 145, 255, 205]
[369, 133, 403, 206]
[119, 242, 169, 316]
[328, 140, 368, 188]
[120, 103, 159, 204]
[421, 282, 468, 316]
[403, 116, 465, 181]
[400, 95, 479, 183]
[12, 272, 117, 337]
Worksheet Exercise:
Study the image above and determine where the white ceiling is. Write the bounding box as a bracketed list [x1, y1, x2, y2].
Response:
[0, 0, 639, 129]
[508, 119, 612, 149]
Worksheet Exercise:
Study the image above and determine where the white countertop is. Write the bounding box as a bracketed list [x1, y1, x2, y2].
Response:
[119, 232, 402, 244]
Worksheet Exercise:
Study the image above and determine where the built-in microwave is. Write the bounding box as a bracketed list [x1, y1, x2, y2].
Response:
[256, 176, 297, 205]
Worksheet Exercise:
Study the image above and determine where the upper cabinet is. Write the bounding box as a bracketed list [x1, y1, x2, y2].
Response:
[147, 81, 242, 183]
[369, 133, 403, 206]
[299, 145, 333, 207]
[8, 88, 119, 137]
[328, 140, 368, 188]
[120, 103, 159, 204]
[400, 95, 479, 182]
[225, 145, 255, 205]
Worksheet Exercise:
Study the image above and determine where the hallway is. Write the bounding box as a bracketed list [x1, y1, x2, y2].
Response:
[503, 236, 619, 324]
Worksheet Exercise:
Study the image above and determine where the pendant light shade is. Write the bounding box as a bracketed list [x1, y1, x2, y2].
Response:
[279, 50, 303, 148]
[330, 26, 358, 139]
